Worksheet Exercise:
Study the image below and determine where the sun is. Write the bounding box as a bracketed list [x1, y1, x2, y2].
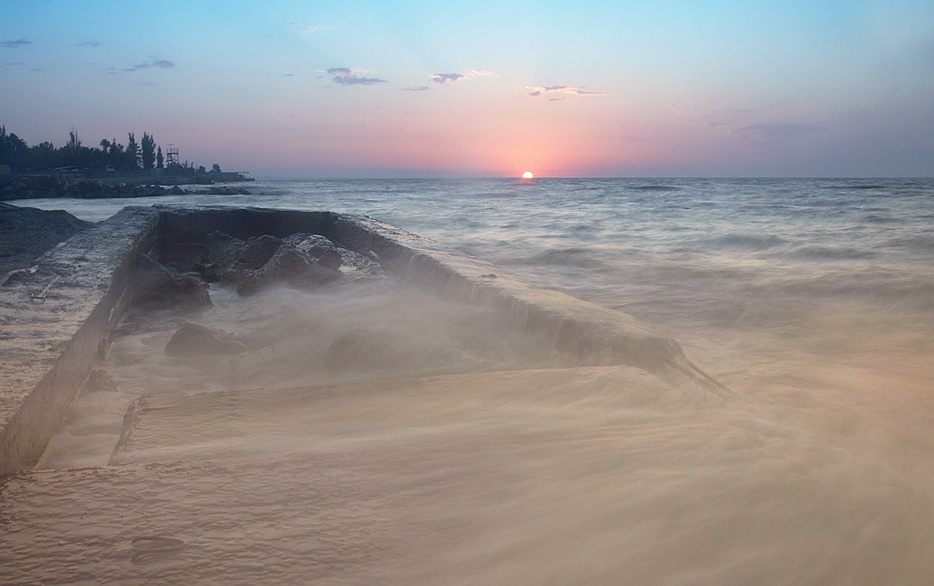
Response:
[522, 171, 534, 179]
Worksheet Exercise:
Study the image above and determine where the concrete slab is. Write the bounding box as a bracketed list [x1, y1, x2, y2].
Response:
[0, 207, 160, 475]
[109, 366, 680, 465]
[1, 205, 726, 475]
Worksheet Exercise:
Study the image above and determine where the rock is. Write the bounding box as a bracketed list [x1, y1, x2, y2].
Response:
[324, 328, 405, 372]
[0, 204, 91, 275]
[130, 254, 212, 311]
[199, 232, 282, 283]
[167, 185, 185, 195]
[84, 369, 119, 393]
[194, 186, 252, 195]
[236, 246, 341, 295]
[164, 322, 248, 357]
[197, 230, 383, 294]
[282, 234, 343, 271]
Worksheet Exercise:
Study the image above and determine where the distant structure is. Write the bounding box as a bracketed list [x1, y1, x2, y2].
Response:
[165, 145, 179, 167]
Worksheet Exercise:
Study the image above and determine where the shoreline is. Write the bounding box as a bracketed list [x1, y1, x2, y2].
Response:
[0, 174, 253, 201]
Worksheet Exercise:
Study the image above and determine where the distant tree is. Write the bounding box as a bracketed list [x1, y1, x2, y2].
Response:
[67, 128, 81, 151]
[125, 132, 139, 169]
[1, 125, 212, 175]
[140, 132, 156, 170]
[62, 129, 104, 169]
[102, 138, 123, 168]
[0, 126, 31, 170]
[32, 141, 57, 171]
[211, 163, 221, 174]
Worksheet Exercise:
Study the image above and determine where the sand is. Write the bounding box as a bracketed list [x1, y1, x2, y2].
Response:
[3, 359, 933, 585]
[3, 207, 934, 584]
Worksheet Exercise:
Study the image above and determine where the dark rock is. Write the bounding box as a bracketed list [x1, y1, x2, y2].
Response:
[236, 245, 341, 295]
[165, 322, 248, 356]
[200, 232, 282, 282]
[281, 232, 384, 280]
[324, 328, 405, 372]
[130, 254, 212, 311]
[167, 185, 185, 195]
[0, 204, 91, 275]
[194, 186, 252, 195]
[84, 369, 119, 393]
[197, 230, 386, 294]
[282, 233, 343, 271]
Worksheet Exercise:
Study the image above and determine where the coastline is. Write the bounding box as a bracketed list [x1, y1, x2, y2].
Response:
[0, 174, 253, 201]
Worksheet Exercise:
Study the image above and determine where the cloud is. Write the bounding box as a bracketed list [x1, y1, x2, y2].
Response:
[737, 124, 822, 139]
[122, 56, 175, 72]
[1, 39, 31, 49]
[402, 86, 430, 91]
[526, 85, 607, 99]
[430, 73, 464, 84]
[4, 61, 24, 66]
[325, 67, 386, 85]
[429, 69, 498, 84]
[78, 41, 101, 47]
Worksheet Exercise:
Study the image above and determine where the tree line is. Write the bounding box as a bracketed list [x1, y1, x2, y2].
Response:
[0, 126, 181, 173]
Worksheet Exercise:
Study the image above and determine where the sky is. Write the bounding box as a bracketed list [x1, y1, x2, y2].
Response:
[2, 0, 933, 178]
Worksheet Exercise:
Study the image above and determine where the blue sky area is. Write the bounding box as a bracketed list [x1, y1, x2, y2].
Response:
[2, 0, 933, 177]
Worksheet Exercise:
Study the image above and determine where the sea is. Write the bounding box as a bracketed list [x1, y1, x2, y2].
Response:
[11, 177, 934, 583]
[17, 177, 934, 355]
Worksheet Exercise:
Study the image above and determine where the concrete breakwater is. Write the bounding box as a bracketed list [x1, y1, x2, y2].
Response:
[0, 205, 726, 475]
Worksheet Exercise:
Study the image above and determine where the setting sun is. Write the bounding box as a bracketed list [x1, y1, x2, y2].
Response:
[522, 171, 534, 179]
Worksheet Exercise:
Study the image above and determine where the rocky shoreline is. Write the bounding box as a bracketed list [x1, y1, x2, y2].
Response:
[0, 202, 91, 277]
[0, 175, 251, 201]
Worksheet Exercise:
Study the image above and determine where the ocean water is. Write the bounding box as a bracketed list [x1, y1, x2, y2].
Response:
[18, 177, 934, 354]
[12, 178, 934, 583]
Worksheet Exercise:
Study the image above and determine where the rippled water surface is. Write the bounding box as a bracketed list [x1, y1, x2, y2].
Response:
[18, 178, 934, 343]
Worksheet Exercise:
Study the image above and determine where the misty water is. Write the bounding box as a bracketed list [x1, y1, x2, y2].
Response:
[13, 178, 934, 583]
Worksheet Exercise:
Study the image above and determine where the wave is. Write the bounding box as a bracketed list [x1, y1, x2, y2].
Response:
[791, 245, 876, 260]
[631, 184, 682, 192]
[700, 233, 787, 252]
[863, 214, 898, 224]
[885, 235, 934, 254]
[523, 247, 610, 269]
[778, 274, 934, 310]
